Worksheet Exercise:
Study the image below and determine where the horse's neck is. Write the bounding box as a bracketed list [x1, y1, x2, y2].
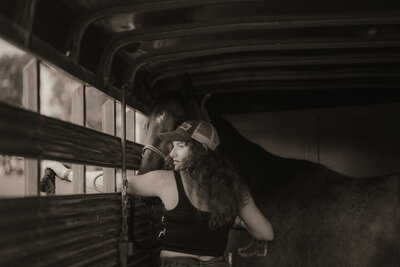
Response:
[210, 114, 322, 189]
[211, 114, 276, 159]
[211, 115, 278, 169]
[209, 114, 348, 203]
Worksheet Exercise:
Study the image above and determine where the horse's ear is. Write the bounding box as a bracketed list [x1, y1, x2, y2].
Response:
[180, 72, 192, 101]
[200, 93, 211, 122]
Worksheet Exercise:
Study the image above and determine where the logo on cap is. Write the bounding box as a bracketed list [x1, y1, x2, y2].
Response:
[179, 122, 192, 131]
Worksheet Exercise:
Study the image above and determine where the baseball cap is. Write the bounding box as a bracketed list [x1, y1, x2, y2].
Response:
[159, 120, 220, 151]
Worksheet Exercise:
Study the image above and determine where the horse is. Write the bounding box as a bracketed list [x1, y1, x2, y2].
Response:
[137, 81, 400, 266]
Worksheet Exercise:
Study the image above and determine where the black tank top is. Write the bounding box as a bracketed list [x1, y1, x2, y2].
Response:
[161, 171, 232, 256]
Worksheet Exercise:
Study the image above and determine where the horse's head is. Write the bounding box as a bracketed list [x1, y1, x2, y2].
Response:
[138, 74, 209, 174]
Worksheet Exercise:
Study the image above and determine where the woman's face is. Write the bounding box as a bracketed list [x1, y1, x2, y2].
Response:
[169, 141, 191, 170]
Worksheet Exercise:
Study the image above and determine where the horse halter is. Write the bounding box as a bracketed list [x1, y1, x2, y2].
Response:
[142, 145, 169, 161]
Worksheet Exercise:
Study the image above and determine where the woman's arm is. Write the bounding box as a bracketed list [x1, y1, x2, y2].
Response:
[41, 160, 103, 193]
[42, 161, 171, 197]
[126, 170, 170, 197]
[238, 194, 274, 241]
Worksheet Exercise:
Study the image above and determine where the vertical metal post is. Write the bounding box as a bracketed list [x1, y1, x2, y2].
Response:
[119, 84, 133, 266]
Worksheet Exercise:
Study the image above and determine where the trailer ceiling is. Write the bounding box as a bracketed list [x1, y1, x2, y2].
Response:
[1, 0, 400, 114]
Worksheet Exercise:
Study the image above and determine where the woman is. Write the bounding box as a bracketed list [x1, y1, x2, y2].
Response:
[44, 120, 273, 266]
[128, 120, 273, 266]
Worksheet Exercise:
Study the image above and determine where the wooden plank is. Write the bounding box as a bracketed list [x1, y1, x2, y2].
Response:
[102, 100, 116, 193]
[0, 102, 143, 169]
[22, 58, 39, 196]
[72, 86, 86, 194]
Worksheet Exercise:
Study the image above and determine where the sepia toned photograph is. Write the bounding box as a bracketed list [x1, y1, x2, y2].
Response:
[0, 1, 399, 266]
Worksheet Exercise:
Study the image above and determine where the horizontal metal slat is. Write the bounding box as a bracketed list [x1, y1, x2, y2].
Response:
[0, 193, 161, 266]
[0, 216, 121, 253]
[0, 102, 143, 169]
[0, 194, 122, 266]
[32, 237, 119, 267]
[128, 249, 153, 267]
[18, 237, 120, 267]
[68, 247, 119, 267]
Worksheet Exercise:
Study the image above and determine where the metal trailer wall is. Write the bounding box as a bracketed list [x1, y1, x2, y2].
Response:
[0, 95, 163, 266]
[0, 194, 163, 266]
[225, 103, 400, 177]
[0, 194, 123, 266]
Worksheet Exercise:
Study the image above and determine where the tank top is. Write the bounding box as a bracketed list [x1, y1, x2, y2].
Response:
[161, 171, 232, 256]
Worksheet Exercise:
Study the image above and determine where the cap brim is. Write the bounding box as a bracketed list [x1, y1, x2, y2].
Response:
[159, 131, 192, 141]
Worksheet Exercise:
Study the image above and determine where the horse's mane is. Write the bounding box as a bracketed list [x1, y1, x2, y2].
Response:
[208, 113, 342, 200]
[208, 114, 280, 194]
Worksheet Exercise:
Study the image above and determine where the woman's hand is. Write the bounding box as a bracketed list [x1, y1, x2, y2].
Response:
[42, 160, 72, 181]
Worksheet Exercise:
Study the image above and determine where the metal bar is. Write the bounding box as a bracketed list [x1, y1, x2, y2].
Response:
[192, 79, 400, 94]
[121, 88, 127, 201]
[192, 69, 400, 86]
[15, 0, 38, 47]
[98, 19, 400, 84]
[104, 38, 400, 92]
[67, 0, 400, 62]
[119, 83, 130, 267]
[150, 54, 400, 85]
[65, 0, 255, 61]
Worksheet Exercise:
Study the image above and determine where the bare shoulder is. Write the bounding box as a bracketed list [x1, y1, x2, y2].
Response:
[147, 170, 175, 186]
[146, 170, 177, 207]
[127, 170, 174, 197]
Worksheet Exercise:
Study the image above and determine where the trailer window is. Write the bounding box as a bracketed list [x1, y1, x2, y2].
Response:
[0, 38, 33, 109]
[0, 37, 146, 197]
[0, 155, 25, 197]
[40, 63, 80, 124]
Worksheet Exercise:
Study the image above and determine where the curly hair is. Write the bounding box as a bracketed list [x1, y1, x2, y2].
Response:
[182, 139, 249, 229]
